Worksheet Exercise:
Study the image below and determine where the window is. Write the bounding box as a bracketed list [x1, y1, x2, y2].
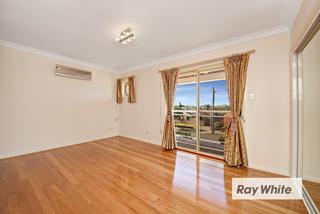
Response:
[174, 69, 229, 158]
[121, 79, 129, 97]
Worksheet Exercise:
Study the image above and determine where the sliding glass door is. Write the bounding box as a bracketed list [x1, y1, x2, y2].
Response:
[174, 69, 230, 158]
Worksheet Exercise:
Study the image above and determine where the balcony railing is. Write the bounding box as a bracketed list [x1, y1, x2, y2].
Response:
[174, 110, 229, 157]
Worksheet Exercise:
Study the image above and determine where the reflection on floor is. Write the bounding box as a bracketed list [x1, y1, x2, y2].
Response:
[0, 136, 307, 213]
[303, 180, 320, 211]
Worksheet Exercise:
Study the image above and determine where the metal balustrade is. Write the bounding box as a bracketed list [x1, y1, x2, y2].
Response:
[174, 110, 228, 157]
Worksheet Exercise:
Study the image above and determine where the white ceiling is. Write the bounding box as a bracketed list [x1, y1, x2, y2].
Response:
[0, 0, 301, 72]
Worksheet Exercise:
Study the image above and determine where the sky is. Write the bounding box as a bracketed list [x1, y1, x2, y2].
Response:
[174, 80, 229, 106]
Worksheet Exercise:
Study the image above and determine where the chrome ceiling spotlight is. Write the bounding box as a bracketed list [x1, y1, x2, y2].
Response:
[115, 28, 135, 44]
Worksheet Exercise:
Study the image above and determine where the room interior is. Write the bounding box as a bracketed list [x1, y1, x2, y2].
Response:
[0, 0, 320, 213]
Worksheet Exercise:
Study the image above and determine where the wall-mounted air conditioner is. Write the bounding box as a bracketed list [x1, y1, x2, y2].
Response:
[55, 64, 92, 80]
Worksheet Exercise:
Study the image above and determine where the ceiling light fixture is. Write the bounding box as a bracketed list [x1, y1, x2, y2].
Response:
[115, 28, 135, 44]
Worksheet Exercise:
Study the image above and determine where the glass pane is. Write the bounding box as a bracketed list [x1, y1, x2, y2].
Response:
[174, 112, 197, 150]
[199, 73, 230, 111]
[199, 112, 226, 156]
[199, 71, 229, 157]
[174, 72, 197, 111]
[300, 27, 320, 210]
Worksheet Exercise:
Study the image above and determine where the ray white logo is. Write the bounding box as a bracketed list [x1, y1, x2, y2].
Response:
[232, 178, 302, 200]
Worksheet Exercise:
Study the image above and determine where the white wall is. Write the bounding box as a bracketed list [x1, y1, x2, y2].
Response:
[119, 32, 291, 176]
[0, 44, 119, 159]
[301, 30, 320, 183]
[0, 32, 294, 176]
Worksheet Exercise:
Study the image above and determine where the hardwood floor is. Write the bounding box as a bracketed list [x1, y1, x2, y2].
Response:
[303, 180, 320, 211]
[0, 136, 307, 214]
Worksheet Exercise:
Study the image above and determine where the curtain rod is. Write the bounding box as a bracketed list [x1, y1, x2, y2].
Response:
[118, 75, 135, 80]
[158, 49, 256, 73]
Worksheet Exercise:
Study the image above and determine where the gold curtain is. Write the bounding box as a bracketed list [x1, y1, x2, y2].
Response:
[160, 68, 179, 150]
[116, 79, 123, 104]
[127, 76, 136, 103]
[223, 53, 250, 167]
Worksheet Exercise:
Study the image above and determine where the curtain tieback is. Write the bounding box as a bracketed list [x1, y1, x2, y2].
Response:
[230, 117, 238, 133]
[229, 115, 245, 132]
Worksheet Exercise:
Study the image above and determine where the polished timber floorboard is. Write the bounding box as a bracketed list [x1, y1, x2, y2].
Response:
[303, 180, 320, 211]
[0, 136, 307, 214]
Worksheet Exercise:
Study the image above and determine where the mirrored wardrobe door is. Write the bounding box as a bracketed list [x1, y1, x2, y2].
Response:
[297, 14, 320, 214]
